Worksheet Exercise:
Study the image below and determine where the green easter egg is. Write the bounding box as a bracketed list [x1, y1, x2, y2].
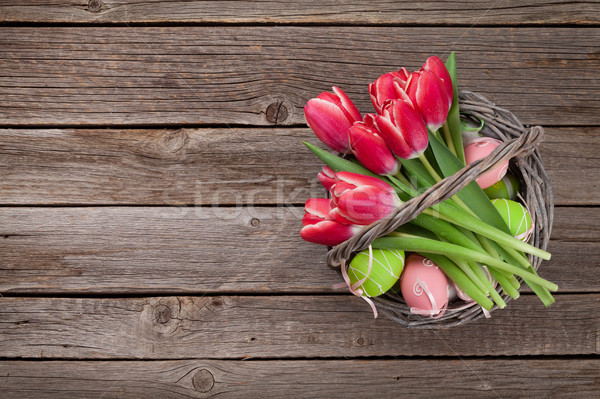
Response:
[491, 199, 533, 241]
[484, 174, 521, 200]
[348, 249, 405, 297]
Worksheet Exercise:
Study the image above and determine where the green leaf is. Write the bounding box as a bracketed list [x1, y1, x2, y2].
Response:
[427, 131, 511, 234]
[303, 141, 378, 177]
[445, 52, 465, 164]
[398, 158, 437, 189]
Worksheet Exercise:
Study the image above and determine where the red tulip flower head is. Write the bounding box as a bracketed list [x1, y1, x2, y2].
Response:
[304, 86, 362, 153]
[422, 55, 453, 109]
[301, 198, 360, 246]
[404, 69, 450, 132]
[369, 68, 410, 114]
[375, 94, 429, 159]
[349, 114, 399, 176]
[329, 171, 401, 225]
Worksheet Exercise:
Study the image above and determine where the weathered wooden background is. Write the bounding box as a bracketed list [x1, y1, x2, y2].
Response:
[1, 1, 599, 398]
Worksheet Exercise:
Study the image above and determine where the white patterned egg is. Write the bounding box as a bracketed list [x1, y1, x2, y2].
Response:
[400, 254, 449, 317]
[492, 198, 533, 242]
[348, 248, 405, 298]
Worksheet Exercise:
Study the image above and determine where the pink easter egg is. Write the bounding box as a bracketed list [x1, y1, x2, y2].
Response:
[464, 137, 509, 189]
[400, 254, 449, 317]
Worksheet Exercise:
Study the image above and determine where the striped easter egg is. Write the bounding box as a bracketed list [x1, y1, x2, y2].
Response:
[491, 199, 533, 242]
[348, 248, 405, 298]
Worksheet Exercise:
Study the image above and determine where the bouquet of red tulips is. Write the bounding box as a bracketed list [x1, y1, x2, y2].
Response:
[300, 53, 557, 320]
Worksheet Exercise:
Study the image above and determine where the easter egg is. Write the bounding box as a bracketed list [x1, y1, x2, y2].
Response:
[348, 248, 405, 298]
[464, 137, 509, 189]
[491, 199, 533, 242]
[484, 174, 521, 201]
[400, 254, 449, 317]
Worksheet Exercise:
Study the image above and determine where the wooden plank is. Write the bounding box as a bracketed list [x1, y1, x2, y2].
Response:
[0, 207, 335, 294]
[0, 294, 597, 358]
[0, 128, 324, 206]
[0, 207, 597, 294]
[1, 359, 598, 399]
[1, 0, 599, 25]
[1, 127, 598, 206]
[0, 27, 598, 126]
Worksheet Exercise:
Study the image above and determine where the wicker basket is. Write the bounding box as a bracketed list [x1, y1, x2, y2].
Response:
[327, 91, 554, 329]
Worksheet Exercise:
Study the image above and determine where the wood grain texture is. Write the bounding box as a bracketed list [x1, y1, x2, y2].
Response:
[0, 207, 598, 294]
[1, 27, 598, 126]
[1, 127, 598, 206]
[0, 294, 598, 358]
[1, 359, 599, 399]
[0, 128, 324, 205]
[1, 0, 599, 25]
[0, 207, 334, 293]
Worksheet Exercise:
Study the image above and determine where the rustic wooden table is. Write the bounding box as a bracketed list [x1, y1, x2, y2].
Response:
[1, 1, 599, 398]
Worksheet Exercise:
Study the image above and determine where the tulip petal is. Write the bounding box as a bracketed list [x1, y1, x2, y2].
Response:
[303, 213, 326, 226]
[331, 181, 356, 198]
[332, 86, 362, 122]
[336, 185, 400, 225]
[335, 171, 396, 195]
[408, 69, 449, 132]
[328, 207, 357, 225]
[349, 123, 399, 175]
[318, 166, 337, 191]
[305, 198, 331, 219]
[300, 220, 358, 246]
[304, 98, 353, 153]
[390, 99, 429, 158]
[375, 112, 415, 159]
[423, 56, 453, 108]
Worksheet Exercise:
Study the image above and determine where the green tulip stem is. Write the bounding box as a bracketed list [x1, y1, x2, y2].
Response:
[421, 253, 494, 311]
[476, 234, 517, 283]
[441, 123, 458, 157]
[418, 153, 443, 182]
[425, 205, 552, 261]
[373, 234, 558, 292]
[439, 247, 490, 295]
[487, 267, 520, 299]
[466, 260, 509, 306]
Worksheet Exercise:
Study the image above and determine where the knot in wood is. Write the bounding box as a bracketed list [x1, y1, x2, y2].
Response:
[192, 369, 214, 393]
[87, 0, 104, 12]
[161, 129, 189, 154]
[250, 217, 260, 227]
[154, 304, 171, 324]
[266, 101, 288, 124]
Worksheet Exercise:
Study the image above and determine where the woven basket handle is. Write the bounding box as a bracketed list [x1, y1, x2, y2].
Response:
[326, 125, 545, 267]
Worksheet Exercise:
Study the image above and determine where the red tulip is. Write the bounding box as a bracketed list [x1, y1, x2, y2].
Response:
[422, 56, 453, 109]
[304, 86, 362, 153]
[301, 198, 360, 246]
[349, 114, 399, 176]
[317, 166, 337, 191]
[330, 171, 401, 225]
[404, 69, 450, 131]
[375, 96, 429, 159]
[369, 68, 410, 114]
